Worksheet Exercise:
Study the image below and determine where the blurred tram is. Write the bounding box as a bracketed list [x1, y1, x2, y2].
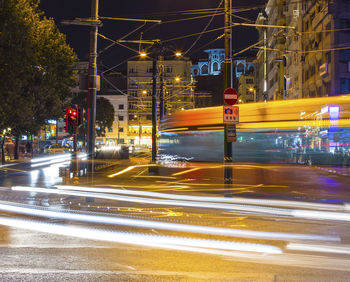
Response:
[158, 95, 350, 165]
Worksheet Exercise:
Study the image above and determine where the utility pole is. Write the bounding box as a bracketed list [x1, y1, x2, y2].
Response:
[159, 63, 165, 120]
[224, 0, 233, 185]
[151, 53, 158, 162]
[87, 0, 99, 163]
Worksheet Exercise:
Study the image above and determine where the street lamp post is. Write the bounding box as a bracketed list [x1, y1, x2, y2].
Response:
[275, 56, 286, 100]
[151, 54, 157, 162]
[249, 87, 256, 102]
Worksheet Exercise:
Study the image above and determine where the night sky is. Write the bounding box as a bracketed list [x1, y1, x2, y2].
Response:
[39, 0, 267, 71]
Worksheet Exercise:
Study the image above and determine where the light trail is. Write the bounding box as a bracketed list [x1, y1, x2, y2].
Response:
[108, 164, 157, 178]
[11, 186, 297, 217]
[287, 243, 350, 255]
[0, 201, 339, 242]
[12, 186, 350, 222]
[57, 185, 349, 212]
[0, 216, 282, 254]
[31, 154, 72, 163]
[172, 168, 201, 176]
[30, 153, 87, 168]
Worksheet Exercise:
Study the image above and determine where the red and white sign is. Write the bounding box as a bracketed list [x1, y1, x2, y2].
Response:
[223, 88, 238, 105]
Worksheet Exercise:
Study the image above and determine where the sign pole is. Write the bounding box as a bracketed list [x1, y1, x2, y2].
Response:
[224, 0, 233, 186]
[223, 88, 238, 185]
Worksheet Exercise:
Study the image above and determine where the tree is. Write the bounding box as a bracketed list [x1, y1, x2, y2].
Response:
[96, 97, 115, 137]
[71, 93, 115, 139]
[0, 0, 76, 159]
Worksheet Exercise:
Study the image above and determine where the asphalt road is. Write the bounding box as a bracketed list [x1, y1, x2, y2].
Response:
[0, 156, 349, 281]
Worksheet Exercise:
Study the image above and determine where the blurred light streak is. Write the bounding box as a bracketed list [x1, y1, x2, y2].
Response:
[57, 185, 349, 212]
[31, 153, 87, 167]
[172, 168, 201, 176]
[0, 216, 282, 254]
[0, 201, 339, 242]
[12, 186, 350, 222]
[0, 163, 16, 168]
[31, 154, 72, 163]
[292, 209, 350, 221]
[287, 243, 350, 254]
[108, 164, 157, 178]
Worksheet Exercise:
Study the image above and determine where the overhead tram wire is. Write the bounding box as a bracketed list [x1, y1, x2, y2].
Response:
[255, 45, 350, 54]
[188, 34, 225, 56]
[183, 0, 224, 56]
[162, 21, 295, 44]
[98, 21, 147, 56]
[161, 12, 224, 25]
[98, 33, 140, 54]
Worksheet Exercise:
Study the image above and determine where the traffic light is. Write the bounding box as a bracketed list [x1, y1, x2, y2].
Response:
[66, 107, 77, 134]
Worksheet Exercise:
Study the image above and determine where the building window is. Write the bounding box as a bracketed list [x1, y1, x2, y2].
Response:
[310, 65, 316, 76]
[165, 66, 172, 73]
[129, 90, 137, 97]
[129, 67, 137, 73]
[213, 62, 218, 72]
[237, 63, 244, 73]
[119, 138, 125, 144]
[119, 128, 124, 132]
[147, 66, 153, 73]
[340, 78, 350, 94]
[108, 128, 113, 132]
[118, 115, 124, 121]
[129, 114, 136, 121]
[201, 64, 208, 74]
[193, 69, 198, 75]
[129, 102, 137, 110]
[246, 78, 254, 84]
[326, 52, 332, 64]
[146, 115, 152, 120]
[326, 22, 331, 35]
[119, 104, 124, 109]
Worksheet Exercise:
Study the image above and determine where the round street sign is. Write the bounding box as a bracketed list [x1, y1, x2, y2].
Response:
[223, 88, 238, 105]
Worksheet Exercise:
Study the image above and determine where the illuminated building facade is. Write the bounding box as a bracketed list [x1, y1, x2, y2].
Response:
[127, 57, 194, 146]
[256, 0, 350, 100]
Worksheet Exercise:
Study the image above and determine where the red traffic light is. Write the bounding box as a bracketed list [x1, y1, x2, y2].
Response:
[67, 107, 77, 119]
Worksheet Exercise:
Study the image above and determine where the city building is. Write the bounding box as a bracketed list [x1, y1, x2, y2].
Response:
[191, 49, 254, 79]
[301, 0, 350, 97]
[192, 48, 254, 107]
[256, 0, 350, 100]
[127, 57, 194, 146]
[97, 95, 128, 146]
[238, 74, 255, 103]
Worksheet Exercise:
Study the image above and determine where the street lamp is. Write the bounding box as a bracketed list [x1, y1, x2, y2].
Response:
[275, 56, 286, 100]
[249, 87, 256, 102]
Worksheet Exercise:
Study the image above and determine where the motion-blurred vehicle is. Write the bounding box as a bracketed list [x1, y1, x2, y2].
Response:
[158, 95, 350, 165]
[47, 144, 65, 154]
[95, 145, 129, 159]
[63, 144, 73, 152]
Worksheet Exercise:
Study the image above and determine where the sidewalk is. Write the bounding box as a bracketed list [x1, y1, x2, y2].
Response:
[314, 165, 350, 177]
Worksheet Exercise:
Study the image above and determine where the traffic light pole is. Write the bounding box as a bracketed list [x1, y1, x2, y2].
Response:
[224, 0, 233, 185]
[87, 0, 99, 165]
[72, 122, 79, 184]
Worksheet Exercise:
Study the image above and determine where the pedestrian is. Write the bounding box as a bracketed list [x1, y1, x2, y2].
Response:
[26, 142, 32, 157]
